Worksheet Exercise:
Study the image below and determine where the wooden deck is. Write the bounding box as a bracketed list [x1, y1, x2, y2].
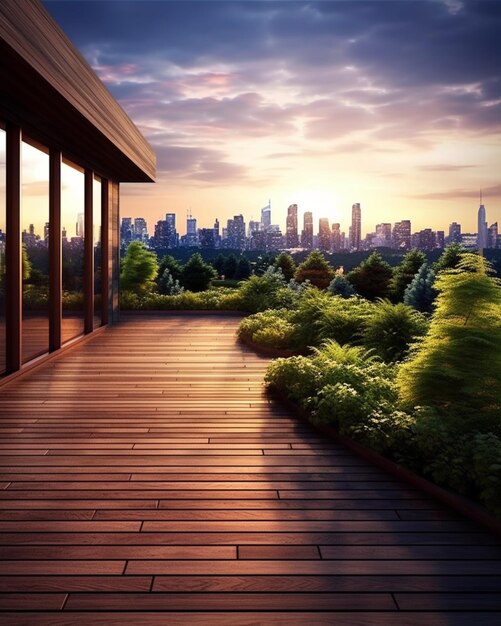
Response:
[0, 313, 500, 625]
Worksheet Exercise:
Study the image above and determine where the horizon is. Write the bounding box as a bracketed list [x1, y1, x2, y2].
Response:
[43, 0, 501, 235]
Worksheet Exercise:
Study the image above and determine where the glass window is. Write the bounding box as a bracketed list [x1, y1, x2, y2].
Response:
[61, 159, 85, 343]
[93, 176, 102, 328]
[21, 140, 50, 364]
[0, 128, 5, 374]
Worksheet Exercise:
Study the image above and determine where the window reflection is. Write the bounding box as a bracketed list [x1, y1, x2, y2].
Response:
[21, 140, 50, 363]
[0, 128, 5, 374]
[61, 159, 85, 343]
[94, 177, 102, 328]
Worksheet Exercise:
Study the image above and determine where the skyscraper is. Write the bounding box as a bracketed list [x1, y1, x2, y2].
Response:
[331, 223, 342, 252]
[488, 222, 498, 249]
[477, 195, 488, 250]
[134, 217, 148, 242]
[318, 218, 331, 252]
[301, 212, 313, 249]
[393, 220, 411, 250]
[350, 203, 361, 251]
[375, 223, 392, 247]
[449, 222, 462, 243]
[261, 201, 271, 232]
[286, 204, 299, 248]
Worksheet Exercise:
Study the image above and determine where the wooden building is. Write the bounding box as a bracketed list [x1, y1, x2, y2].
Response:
[0, 0, 155, 379]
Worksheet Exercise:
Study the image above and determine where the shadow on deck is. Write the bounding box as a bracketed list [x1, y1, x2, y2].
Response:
[0, 314, 500, 625]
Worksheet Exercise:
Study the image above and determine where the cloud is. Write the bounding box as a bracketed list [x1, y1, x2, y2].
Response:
[412, 183, 501, 200]
[418, 164, 476, 172]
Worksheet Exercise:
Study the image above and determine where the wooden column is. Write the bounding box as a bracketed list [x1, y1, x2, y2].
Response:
[84, 169, 94, 334]
[101, 178, 109, 326]
[49, 149, 61, 352]
[5, 124, 21, 373]
[110, 180, 120, 324]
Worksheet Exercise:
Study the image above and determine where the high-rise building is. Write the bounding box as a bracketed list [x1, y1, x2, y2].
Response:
[318, 217, 331, 252]
[227, 214, 246, 250]
[152, 213, 178, 249]
[488, 222, 498, 249]
[301, 212, 313, 249]
[199, 228, 215, 249]
[331, 223, 342, 252]
[134, 217, 148, 242]
[120, 217, 133, 245]
[213, 218, 221, 248]
[285, 204, 299, 248]
[412, 228, 436, 251]
[477, 196, 488, 249]
[350, 203, 361, 251]
[436, 230, 445, 249]
[375, 223, 392, 247]
[183, 211, 198, 247]
[449, 222, 462, 243]
[393, 220, 411, 250]
[76, 212, 85, 238]
[261, 201, 271, 232]
[248, 220, 261, 237]
[44, 222, 50, 243]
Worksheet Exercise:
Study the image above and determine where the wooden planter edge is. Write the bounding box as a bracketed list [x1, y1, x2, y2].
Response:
[270, 388, 501, 537]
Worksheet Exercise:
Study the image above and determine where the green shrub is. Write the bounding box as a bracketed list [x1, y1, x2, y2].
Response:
[398, 253, 501, 421]
[180, 253, 217, 292]
[314, 296, 375, 347]
[362, 300, 429, 362]
[238, 309, 296, 348]
[327, 274, 356, 298]
[120, 241, 158, 295]
[265, 356, 321, 406]
[238, 267, 288, 312]
[346, 251, 393, 300]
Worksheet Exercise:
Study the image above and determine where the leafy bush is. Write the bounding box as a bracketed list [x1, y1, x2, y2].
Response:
[273, 252, 297, 282]
[265, 356, 321, 405]
[313, 296, 375, 348]
[158, 269, 184, 295]
[120, 287, 244, 311]
[238, 309, 297, 348]
[362, 300, 429, 362]
[238, 267, 289, 312]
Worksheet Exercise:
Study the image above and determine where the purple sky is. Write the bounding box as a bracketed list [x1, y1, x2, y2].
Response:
[44, 1, 501, 235]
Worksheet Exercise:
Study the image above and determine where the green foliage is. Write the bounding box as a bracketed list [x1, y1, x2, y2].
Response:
[22, 244, 32, 282]
[265, 356, 321, 405]
[120, 241, 159, 295]
[223, 254, 238, 279]
[235, 256, 252, 280]
[347, 251, 393, 300]
[362, 300, 429, 363]
[237, 266, 288, 312]
[434, 243, 467, 273]
[398, 253, 501, 421]
[294, 251, 335, 289]
[312, 295, 375, 348]
[157, 254, 182, 283]
[404, 263, 438, 313]
[212, 254, 226, 278]
[327, 274, 356, 298]
[120, 287, 244, 311]
[180, 252, 217, 292]
[238, 309, 295, 344]
[390, 248, 426, 302]
[158, 268, 184, 295]
[273, 252, 297, 282]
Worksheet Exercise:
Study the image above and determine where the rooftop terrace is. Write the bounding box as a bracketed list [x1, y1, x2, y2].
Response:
[0, 314, 500, 624]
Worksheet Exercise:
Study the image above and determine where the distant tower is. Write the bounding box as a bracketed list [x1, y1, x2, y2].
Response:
[477, 191, 488, 250]
[350, 203, 361, 251]
[301, 212, 313, 249]
[261, 200, 271, 232]
[286, 204, 299, 248]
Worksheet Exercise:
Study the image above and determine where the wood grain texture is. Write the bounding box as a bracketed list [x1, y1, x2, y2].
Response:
[0, 313, 499, 622]
[0, 0, 155, 182]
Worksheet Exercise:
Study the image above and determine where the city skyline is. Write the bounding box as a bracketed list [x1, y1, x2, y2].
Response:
[43, 1, 501, 234]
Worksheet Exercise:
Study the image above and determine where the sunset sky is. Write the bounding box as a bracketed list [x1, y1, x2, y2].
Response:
[44, 0, 501, 236]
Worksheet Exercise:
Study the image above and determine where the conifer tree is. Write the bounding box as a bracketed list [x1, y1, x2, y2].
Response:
[294, 251, 335, 289]
[398, 253, 501, 421]
[273, 252, 297, 282]
[390, 248, 426, 302]
[404, 263, 437, 313]
[120, 241, 159, 295]
[346, 251, 393, 300]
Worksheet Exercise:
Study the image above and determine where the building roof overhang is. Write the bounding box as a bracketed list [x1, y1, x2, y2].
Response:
[0, 0, 156, 183]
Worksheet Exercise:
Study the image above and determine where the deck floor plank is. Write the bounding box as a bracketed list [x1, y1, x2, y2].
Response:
[0, 313, 499, 622]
